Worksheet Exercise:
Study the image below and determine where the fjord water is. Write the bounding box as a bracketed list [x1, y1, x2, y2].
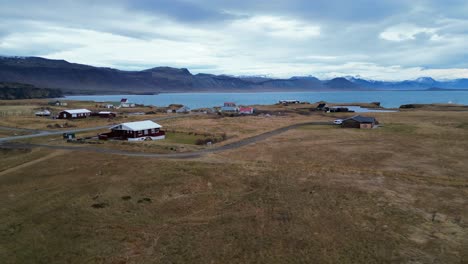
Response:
[66, 90, 468, 109]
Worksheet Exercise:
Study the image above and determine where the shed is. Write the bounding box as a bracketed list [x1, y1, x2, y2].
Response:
[341, 115, 378, 129]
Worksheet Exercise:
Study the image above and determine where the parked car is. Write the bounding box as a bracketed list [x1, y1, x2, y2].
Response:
[333, 119, 343, 125]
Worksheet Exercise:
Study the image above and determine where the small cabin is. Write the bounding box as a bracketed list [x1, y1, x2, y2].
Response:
[341, 115, 378, 129]
[99, 120, 165, 141]
[57, 109, 91, 119]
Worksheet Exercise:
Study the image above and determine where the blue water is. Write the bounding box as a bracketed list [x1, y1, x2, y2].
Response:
[65, 91, 468, 109]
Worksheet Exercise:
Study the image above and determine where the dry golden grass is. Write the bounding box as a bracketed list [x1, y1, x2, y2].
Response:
[0, 106, 467, 263]
[0, 99, 168, 130]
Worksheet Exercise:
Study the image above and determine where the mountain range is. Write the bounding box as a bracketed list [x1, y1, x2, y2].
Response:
[1, 56, 467, 94]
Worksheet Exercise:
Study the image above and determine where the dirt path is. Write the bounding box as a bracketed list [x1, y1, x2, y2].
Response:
[0, 150, 66, 176]
[0, 122, 332, 159]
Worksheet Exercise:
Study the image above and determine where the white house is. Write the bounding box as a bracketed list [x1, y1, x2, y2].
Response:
[99, 120, 165, 141]
[120, 98, 135, 108]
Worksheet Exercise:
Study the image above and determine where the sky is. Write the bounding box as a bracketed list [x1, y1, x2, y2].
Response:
[1, 0, 468, 80]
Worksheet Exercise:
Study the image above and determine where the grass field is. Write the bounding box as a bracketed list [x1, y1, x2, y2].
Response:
[0, 103, 467, 263]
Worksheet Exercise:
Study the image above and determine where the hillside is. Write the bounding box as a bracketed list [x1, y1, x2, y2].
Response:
[2, 56, 468, 94]
[0, 82, 63, 100]
[0, 56, 328, 94]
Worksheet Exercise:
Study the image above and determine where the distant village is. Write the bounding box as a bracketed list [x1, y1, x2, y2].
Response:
[34, 98, 380, 143]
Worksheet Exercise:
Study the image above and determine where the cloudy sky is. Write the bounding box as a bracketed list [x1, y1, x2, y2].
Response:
[1, 0, 468, 80]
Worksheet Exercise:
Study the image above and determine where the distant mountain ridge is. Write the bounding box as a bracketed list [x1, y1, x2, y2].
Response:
[1, 56, 467, 94]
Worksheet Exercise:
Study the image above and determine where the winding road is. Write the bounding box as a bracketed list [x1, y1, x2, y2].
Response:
[0, 120, 332, 158]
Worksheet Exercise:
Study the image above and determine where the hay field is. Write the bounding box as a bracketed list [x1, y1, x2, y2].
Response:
[0, 109, 467, 263]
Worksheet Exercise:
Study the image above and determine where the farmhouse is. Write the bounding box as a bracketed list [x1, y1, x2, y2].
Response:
[221, 102, 238, 113]
[57, 109, 91, 119]
[342, 115, 378, 129]
[120, 98, 135, 108]
[239, 107, 254, 114]
[99, 120, 165, 141]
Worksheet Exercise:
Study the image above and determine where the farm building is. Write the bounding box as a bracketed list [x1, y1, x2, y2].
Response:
[120, 98, 135, 108]
[57, 109, 91, 119]
[220, 102, 238, 113]
[279, 100, 300, 104]
[341, 115, 378, 129]
[220, 106, 238, 113]
[224, 102, 236, 107]
[35, 110, 51, 117]
[97, 111, 116, 118]
[239, 107, 254, 114]
[99, 120, 165, 141]
[48, 100, 68, 106]
[176, 106, 191, 113]
[316, 103, 328, 110]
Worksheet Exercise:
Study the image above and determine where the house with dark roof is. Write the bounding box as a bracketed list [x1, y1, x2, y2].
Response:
[341, 115, 378, 129]
[316, 103, 327, 110]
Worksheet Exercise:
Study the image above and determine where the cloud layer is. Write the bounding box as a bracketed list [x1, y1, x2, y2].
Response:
[1, 0, 468, 80]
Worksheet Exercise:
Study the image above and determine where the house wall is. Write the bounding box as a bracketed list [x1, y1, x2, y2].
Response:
[58, 112, 90, 119]
[360, 123, 374, 129]
[342, 120, 360, 128]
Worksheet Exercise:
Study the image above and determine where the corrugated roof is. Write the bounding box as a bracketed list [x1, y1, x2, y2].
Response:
[345, 115, 376, 123]
[111, 120, 162, 131]
[63, 109, 91, 114]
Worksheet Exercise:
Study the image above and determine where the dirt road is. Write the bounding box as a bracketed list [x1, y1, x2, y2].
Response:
[0, 121, 331, 158]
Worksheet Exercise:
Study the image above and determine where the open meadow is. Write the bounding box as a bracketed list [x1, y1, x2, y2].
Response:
[0, 101, 467, 263]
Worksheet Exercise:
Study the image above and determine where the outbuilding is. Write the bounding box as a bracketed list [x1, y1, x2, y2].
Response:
[99, 120, 165, 141]
[341, 115, 378, 129]
[57, 109, 91, 119]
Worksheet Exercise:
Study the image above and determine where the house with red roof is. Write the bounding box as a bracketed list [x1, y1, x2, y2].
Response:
[239, 107, 255, 115]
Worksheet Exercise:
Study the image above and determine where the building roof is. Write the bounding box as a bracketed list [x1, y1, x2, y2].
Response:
[239, 107, 254, 112]
[221, 106, 238, 111]
[98, 111, 113, 114]
[63, 109, 91, 114]
[317, 103, 327, 108]
[120, 98, 128, 103]
[344, 115, 376, 123]
[111, 120, 162, 131]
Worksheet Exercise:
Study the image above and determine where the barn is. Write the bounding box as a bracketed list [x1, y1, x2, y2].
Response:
[341, 115, 378, 129]
[57, 109, 91, 119]
[98, 120, 165, 141]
